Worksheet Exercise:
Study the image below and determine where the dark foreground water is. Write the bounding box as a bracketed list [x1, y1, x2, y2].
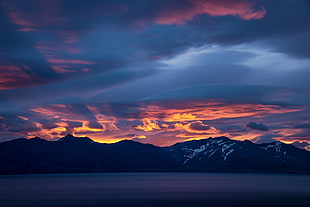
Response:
[1, 173, 310, 207]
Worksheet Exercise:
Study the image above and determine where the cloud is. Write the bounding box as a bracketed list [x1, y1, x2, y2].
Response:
[189, 121, 210, 130]
[87, 121, 103, 130]
[246, 122, 269, 131]
[115, 134, 146, 140]
[142, 84, 300, 105]
[0, 0, 143, 91]
[0, 0, 310, 147]
[0, 114, 41, 134]
[0, 65, 34, 90]
[291, 141, 310, 151]
[134, 119, 161, 131]
[108, 99, 301, 122]
[0, 98, 309, 146]
[250, 134, 278, 144]
[173, 121, 220, 134]
[0, 67, 159, 105]
[295, 123, 310, 129]
[0, 0, 308, 95]
[207, 0, 310, 58]
[15, 104, 111, 139]
[154, 0, 266, 25]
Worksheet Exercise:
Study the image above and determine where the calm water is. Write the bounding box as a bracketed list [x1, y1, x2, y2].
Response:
[1, 173, 310, 207]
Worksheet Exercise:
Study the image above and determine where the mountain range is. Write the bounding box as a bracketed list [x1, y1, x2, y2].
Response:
[1, 135, 310, 174]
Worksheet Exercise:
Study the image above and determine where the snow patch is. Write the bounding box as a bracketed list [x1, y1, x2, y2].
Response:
[183, 145, 207, 164]
[181, 139, 237, 164]
[221, 143, 236, 161]
[262, 142, 282, 153]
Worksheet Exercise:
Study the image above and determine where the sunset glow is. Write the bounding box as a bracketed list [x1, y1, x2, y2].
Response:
[0, 0, 310, 151]
[0, 100, 302, 147]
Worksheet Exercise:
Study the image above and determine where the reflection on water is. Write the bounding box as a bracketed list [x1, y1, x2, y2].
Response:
[1, 173, 310, 207]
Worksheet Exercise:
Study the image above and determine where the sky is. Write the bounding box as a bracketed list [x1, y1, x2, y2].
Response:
[0, 0, 310, 149]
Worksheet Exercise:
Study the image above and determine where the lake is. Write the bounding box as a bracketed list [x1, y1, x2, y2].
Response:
[1, 173, 310, 207]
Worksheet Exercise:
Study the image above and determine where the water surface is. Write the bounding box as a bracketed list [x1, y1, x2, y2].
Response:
[1, 173, 310, 207]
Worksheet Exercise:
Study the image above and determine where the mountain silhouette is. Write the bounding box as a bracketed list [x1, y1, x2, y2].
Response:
[0, 135, 310, 174]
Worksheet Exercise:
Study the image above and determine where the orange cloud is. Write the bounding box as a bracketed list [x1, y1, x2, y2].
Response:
[30, 105, 116, 139]
[166, 113, 197, 122]
[87, 105, 119, 132]
[26, 122, 67, 140]
[135, 118, 161, 131]
[138, 102, 302, 122]
[24, 101, 307, 146]
[154, 0, 266, 25]
[275, 128, 305, 138]
[74, 121, 104, 133]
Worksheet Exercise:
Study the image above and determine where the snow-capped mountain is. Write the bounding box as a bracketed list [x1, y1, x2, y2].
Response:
[167, 137, 238, 164]
[167, 137, 310, 172]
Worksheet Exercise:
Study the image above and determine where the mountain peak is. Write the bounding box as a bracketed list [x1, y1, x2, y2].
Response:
[59, 134, 95, 143]
[64, 134, 75, 139]
[213, 136, 231, 141]
[116, 139, 136, 144]
[32, 136, 44, 140]
[29, 136, 48, 143]
[242, 139, 253, 144]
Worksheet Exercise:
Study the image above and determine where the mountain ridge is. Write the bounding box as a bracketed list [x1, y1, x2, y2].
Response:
[1, 135, 310, 174]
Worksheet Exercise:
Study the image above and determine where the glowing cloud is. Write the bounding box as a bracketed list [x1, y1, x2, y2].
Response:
[137, 101, 302, 122]
[19, 100, 305, 146]
[166, 113, 197, 122]
[29, 104, 114, 139]
[135, 119, 161, 131]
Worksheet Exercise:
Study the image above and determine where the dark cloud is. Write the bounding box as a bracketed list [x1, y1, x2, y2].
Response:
[64, 121, 83, 135]
[0, 67, 159, 105]
[0, 114, 41, 134]
[41, 123, 59, 130]
[189, 121, 210, 131]
[206, 0, 310, 58]
[246, 122, 269, 131]
[142, 84, 299, 105]
[67, 121, 83, 129]
[295, 123, 310, 129]
[216, 125, 246, 133]
[87, 121, 103, 129]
